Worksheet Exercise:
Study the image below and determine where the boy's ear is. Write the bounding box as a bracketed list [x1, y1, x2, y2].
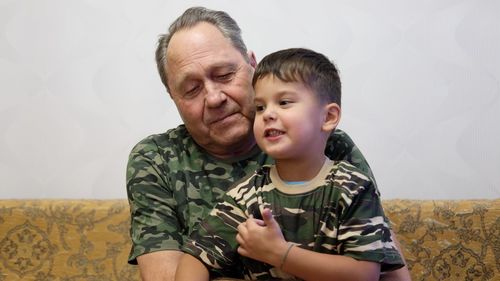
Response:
[322, 103, 341, 132]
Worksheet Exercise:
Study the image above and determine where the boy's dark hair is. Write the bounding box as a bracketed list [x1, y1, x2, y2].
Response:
[252, 48, 341, 106]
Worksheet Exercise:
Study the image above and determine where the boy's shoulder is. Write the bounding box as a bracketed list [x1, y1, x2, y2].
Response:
[226, 165, 272, 194]
[327, 159, 377, 196]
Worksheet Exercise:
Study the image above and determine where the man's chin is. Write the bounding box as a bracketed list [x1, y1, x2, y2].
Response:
[209, 113, 243, 129]
[212, 126, 254, 147]
[209, 115, 252, 138]
[214, 127, 252, 145]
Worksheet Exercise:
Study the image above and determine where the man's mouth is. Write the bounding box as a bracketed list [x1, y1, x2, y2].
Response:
[208, 113, 236, 125]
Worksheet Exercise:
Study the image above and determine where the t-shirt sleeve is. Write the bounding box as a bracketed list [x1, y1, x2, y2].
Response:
[183, 193, 248, 276]
[325, 129, 377, 184]
[126, 137, 183, 264]
[338, 180, 405, 272]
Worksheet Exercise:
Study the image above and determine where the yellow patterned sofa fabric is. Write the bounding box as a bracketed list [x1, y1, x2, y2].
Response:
[0, 199, 499, 281]
[384, 199, 499, 281]
[0, 200, 139, 281]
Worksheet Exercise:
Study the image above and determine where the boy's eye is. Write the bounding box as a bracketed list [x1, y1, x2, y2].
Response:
[255, 105, 265, 112]
[279, 100, 291, 106]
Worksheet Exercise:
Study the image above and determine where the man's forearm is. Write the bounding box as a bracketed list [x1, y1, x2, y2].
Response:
[137, 250, 183, 281]
[175, 254, 210, 281]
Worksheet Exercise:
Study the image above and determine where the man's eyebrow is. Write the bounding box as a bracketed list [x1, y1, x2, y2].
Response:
[173, 74, 194, 91]
[211, 62, 238, 71]
[180, 62, 236, 79]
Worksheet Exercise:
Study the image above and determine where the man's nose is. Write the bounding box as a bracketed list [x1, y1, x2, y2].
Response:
[205, 84, 227, 108]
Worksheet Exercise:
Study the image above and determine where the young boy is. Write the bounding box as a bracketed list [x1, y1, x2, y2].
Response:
[175, 48, 404, 281]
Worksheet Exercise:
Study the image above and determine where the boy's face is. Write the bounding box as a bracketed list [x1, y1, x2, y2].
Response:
[253, 75, 332, 161]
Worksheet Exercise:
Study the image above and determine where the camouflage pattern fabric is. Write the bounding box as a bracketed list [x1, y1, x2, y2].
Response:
[184, 159, 404, 280]
[126, 125, 376, 264]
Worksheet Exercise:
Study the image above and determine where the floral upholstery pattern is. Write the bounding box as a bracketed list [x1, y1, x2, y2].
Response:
[385, 199, 499, 281]
[0, 199, 498, 281]
[0, 200, 138, 281]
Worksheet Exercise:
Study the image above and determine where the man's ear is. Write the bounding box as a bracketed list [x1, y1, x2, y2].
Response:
[322, 103, 341, 132]
[247, 50, 257, 68]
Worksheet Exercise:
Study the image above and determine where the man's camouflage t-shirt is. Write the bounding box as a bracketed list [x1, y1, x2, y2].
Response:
[126, 125, 377, 264]
[183, 158, 404, 280]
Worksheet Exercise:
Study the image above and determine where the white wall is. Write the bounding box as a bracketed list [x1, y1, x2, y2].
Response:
[1, 0, 499, 199]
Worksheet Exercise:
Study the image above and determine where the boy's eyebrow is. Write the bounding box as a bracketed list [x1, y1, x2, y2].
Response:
[253, 96, 264, 103]
[254, 89, 298, 101]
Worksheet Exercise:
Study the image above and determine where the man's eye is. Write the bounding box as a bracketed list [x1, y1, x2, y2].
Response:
[216, 72, 234, 81]
[184, 86, 200, 98]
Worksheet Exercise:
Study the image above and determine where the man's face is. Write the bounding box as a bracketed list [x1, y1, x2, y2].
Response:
[165, 22, 256, 158]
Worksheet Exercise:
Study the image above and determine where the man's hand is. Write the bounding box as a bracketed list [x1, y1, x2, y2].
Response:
[137, 250, 183, 281]
[236, 208, 288, 266]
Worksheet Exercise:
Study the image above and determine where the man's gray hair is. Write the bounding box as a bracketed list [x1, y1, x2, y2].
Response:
[156, 7, 249, 93]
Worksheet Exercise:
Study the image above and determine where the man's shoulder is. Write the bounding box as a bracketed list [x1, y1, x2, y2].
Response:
[326, 129, 354, 150]
[325, 129, 376, 182]
[132, 124, 189, 148]
[129, 125, 195, 156]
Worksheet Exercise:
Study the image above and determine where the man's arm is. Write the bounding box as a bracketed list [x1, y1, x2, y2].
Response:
[175, 254, 210, 281]
[127, 136, 185, 280]
[137, 251, 183, 281]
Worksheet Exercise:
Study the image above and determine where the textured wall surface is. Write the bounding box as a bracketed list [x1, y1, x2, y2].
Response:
[0, 0, 499, 199]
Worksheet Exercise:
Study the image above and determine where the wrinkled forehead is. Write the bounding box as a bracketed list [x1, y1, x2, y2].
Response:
[165, 25, 251, 94]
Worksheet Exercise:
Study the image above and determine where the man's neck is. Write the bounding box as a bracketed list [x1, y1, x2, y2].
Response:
[205, 138, 258, 160]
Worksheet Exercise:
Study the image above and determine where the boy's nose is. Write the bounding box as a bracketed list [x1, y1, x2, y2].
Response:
[263, 108, 277, 121]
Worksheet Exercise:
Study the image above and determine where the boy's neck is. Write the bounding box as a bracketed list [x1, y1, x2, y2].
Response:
[274, 154, 327, 182]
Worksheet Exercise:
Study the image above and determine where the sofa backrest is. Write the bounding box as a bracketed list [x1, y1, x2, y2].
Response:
[0, 199, 498, 280]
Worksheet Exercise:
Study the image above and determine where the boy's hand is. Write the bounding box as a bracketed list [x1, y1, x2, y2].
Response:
[236, 208, 289, 267]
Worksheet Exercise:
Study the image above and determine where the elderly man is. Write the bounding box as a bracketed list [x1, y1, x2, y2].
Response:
[127, 6, 410, 281]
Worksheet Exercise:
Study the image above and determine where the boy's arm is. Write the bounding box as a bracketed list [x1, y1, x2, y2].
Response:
[175, 254, 210, 281]
[281, 245, 380, 281]
[237, 209, 380, 281]
[379, 230, 412, 281]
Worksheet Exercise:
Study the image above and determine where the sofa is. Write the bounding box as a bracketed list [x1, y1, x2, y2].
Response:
[0, 199, 498, 281]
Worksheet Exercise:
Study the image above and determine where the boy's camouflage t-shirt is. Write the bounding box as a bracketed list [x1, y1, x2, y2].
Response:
[184, 159, 404, 280]
[126, 125, 375, 264]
